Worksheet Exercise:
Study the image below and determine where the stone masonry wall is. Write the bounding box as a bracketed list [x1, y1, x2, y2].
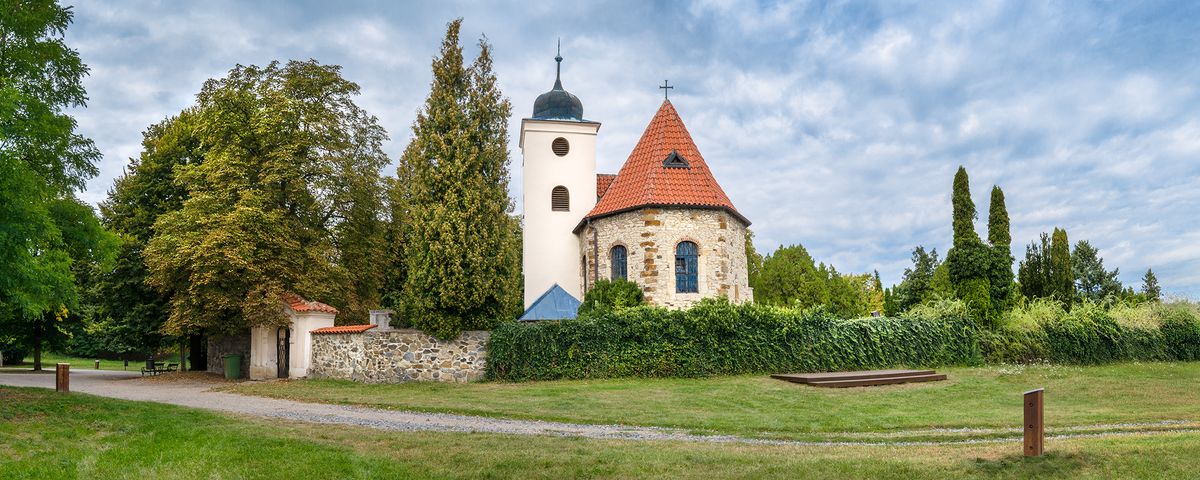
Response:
[579, 207, 752, 308]
[309, 329, 489, 383]
[206, 331, 250, 378]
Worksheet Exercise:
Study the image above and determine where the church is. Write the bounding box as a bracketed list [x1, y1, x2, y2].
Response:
[520, 51, 752, 320]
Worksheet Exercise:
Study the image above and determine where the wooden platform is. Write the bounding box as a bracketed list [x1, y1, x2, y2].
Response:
[771, 369, 947, 388]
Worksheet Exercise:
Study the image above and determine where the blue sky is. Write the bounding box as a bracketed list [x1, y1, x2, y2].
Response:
[64, 1, 1200, 298]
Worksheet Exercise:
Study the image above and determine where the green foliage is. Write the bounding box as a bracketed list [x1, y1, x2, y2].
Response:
[752, 244, 876, 318]
[1049, 228, 1073, 303]
[955, 278, 995, 327]
[578, 279, 644, 318]
[391, 19, 520, 339]
[487, 299, 982, 381]
[144, 60, 389, 335]
[1018, 232, 1051, 299]
[0, 1, 107, 370]
[745, 229, 763, 286]
[1141, 269, 1161, 302]
[986, 186, 1011, 247]
[892, 246, 940, 311]
[1071, 240, 1122, 302]
[979, 299, 1200, 364]
[950, 166, 977, 247]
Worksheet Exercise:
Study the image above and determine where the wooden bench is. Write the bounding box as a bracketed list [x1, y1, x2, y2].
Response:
[140, 362, 179, 376]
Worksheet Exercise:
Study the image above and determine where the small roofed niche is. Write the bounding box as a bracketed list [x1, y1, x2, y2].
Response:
[551, 186, 570, 211]
[552, 137, 570, 156]
[663, 150, 690, 169]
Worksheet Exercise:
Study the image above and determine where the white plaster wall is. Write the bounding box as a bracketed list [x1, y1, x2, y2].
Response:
[520, 118, 601, 306]
[248, 325, 277, 380]
[249, 311, 335, 380]
[289, 312, 334, 378]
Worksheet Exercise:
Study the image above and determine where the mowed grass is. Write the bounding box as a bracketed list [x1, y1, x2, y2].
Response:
[3, 386, 1200, 479]
[226, 362, 1200, 440]
[0, 352, 143, 372]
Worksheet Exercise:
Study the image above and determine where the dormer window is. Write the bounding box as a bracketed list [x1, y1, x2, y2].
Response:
[663, 150, 690, 169]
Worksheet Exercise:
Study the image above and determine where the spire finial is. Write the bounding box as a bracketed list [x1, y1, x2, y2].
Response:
[553, 39, 564, 90]
[660, 79, 674, 100]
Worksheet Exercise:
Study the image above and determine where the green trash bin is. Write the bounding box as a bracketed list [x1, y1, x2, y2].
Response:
[222, 354, 242, 379]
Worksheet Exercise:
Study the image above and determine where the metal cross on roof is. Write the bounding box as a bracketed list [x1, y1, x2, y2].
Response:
[660, 79, 673, 99]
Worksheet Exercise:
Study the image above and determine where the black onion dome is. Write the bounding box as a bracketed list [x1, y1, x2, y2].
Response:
[532, 51, 584, 121]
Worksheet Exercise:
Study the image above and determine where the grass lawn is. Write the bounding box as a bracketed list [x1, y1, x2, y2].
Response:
[225, 362, 1200, 441]
[0, 352, 157, 372]
[3, 386, 1200, 479]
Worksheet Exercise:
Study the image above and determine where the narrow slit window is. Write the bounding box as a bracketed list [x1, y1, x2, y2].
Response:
[611, 245, 628, 280]
[551, 186, 569, 211]
[675, 241, 698, 293]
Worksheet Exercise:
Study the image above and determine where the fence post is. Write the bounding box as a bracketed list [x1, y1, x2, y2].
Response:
[1024, 388, 1044, 456]
[55, 363, 70, 393]
[94, 359, 100, 370]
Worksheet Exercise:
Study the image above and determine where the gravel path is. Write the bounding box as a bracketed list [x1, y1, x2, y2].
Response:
[3, 370, 1198, 446]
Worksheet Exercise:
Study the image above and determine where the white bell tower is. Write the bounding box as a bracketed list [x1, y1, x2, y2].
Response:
[520, 48, 600, 307]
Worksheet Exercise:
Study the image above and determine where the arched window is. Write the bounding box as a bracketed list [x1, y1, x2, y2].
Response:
[675, 241, 698, 293]
[610, 245, 627, 280]
[551, 186, 569, 211]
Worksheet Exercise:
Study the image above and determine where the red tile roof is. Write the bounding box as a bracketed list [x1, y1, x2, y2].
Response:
[311, 324, 377, 335]
[596, 173, 617, 199]
[579, 100, 746, 229]
[282, 293, 339, 314]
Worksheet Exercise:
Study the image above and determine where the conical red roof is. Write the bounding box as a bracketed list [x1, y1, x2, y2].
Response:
[580, 100, 746, 229]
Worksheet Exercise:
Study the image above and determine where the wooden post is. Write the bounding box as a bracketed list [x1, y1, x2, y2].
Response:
[1024, 388, 1044, 456]
[94, 359, 100, 370]
[55, 363, 70, 393]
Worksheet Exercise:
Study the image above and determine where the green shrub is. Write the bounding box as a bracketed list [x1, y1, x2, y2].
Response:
[577, 279, 644, 319]
[1159, 302, 1200, 361]
[487, 298, 982, 381]
[0, 336, 30, 365]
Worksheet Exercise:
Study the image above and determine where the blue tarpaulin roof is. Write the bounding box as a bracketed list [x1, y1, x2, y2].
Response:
[519, 284, 581, 321]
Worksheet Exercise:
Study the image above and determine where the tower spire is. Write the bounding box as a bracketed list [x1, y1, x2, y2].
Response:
[554, 38, 563, 90]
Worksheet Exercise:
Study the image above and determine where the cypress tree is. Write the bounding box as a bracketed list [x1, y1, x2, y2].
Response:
[1049, 228, 1073, 304]
[946, 166, 993, 323]
[397, 19, 520, 338]
[987, 186, 1011, 247]
[986, 186, 1014, 312]
[951, 166, 977, 247]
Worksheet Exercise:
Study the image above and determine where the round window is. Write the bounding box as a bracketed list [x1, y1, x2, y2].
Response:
[552, 137, 570, 156]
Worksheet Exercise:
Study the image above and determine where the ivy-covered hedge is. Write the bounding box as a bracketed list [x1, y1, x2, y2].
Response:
[978, 300, 1200, 364]
[487, 300, 982, 381]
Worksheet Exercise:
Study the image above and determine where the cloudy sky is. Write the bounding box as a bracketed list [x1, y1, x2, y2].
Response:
[64, 1, 1200, 298]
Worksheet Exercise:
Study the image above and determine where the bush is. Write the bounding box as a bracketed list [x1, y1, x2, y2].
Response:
[487, 298, 982, 381]
[980, 299, 1200, 364]
[0, 336, 30, 365]
[577, 279, 644, 319]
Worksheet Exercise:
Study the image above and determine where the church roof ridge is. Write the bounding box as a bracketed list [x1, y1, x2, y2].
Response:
[577, 99, 746, 230]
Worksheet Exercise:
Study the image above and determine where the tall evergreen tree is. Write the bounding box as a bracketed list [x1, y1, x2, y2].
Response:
[951, 166, 978, 247]
[945, 166, 993, 323]
[1141, 269, 1161, 302]
[986, 186, 1014, 312]
[1071, 240, 1121, 302]
[1018, 232, 1052, 299]
[1049, 228, 1074, 304]
[394, 20, 520, 338]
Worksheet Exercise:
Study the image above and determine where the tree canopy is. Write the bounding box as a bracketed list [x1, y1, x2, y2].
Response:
[144, 60, 389, 334]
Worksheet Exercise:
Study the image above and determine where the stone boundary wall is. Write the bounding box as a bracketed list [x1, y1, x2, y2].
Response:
[309, 329, 489, 383]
